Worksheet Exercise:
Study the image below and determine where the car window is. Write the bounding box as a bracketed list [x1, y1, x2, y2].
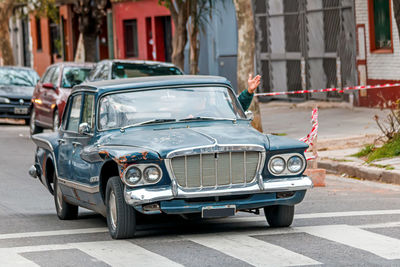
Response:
[42, 67, 55, 84]
[0, 68, 39, 87]
[62, 67, 91, 88]
[98, 64, 109, 80]
[81, 94, 95, 131]
[111, 62, 182, 79]
[90, 63, 105, 81]
[50, 67, 60, 86]
[66, 94, 82, 132]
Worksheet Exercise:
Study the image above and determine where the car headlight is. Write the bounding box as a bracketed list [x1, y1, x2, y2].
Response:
[125, 166, 142, 186]
[287, 156, 303, 173]
[270, 157, 285, 174]
[143, 166, 161, 183]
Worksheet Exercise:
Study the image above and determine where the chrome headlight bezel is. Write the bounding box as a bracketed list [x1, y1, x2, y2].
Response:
[287, 155, 303, 173]
[269, 157, 286, 174]
[268, 153, 306, 176]
[122, 164, 163, 187]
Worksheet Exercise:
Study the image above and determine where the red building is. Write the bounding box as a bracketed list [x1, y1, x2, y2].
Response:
[112, 0, 173, 62]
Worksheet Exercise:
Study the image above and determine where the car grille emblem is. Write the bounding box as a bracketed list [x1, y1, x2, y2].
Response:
[19, 99, 24, 105]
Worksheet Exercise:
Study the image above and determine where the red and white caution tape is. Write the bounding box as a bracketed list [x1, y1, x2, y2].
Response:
[255, 83, 400, 97]
[299, 108, 318, 161]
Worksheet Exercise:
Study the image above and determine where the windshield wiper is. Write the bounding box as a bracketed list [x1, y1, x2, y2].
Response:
[120, 119, 176, 132]
[178, 117, 236, 122]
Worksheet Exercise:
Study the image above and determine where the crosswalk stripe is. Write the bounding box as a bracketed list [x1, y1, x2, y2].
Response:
[301, 225, 400, 260]
[0, 251, 39, 266]
[0, 227, 108, 240]
[187, 234, 321, 266]
[71, 241, 183, 267]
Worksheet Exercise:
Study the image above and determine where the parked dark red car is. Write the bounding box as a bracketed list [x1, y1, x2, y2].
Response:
[30, 62, 93, 135]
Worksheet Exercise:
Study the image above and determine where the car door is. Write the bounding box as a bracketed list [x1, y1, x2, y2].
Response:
[35, 67, 55, 123]
[70, 93, 97, 202]
[57, 93, 83, 198]
[42, 66, 60, 126]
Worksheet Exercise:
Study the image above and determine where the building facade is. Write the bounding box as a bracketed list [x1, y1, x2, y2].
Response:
[355, 0, 400, 107]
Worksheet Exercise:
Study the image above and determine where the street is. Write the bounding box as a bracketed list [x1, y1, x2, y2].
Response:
[0, 122, 400, 266]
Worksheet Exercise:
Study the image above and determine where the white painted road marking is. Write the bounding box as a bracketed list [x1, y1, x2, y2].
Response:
[187, 234, 321, 266]
[71, 241, 183, 267]
[302, 224, 400, 260]
[0, 227, 108, 240]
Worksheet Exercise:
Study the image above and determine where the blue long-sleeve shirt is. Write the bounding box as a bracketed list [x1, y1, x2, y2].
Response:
[238, 90, 253, 111]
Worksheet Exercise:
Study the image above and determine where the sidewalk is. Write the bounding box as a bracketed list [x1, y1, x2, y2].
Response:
[260, 101, 400, 185]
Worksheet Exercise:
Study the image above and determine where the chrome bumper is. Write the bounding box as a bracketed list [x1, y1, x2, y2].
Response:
[124, 176, 313, 206]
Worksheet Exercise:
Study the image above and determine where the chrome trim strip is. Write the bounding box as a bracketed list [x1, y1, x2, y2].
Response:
[58, 177, 99, 193]
[124, 176, 313, 206]
[166, 144, 265, 158]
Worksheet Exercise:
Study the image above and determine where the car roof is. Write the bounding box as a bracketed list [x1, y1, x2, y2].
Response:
[73, 75, 232, 94]
[0, 66, 38, 72]
[50, 62, 94, 67]
[98, 59, 178, 68]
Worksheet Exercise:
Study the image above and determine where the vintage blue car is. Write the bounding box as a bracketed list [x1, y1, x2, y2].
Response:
[29, 76, 313, 239]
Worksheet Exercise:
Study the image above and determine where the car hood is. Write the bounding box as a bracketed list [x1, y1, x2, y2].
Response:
[0, 85, 34, 99]
[97, 123, 270, 158]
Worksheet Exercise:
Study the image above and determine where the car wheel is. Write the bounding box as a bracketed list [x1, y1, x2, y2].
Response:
[106, 176, 136, 239]
[24, 118, 30, 125]
[30, 107, 43, 135]
[54, 173, 78, 220]
[264, 205, 294, 227]
[53, 110, 59, 131]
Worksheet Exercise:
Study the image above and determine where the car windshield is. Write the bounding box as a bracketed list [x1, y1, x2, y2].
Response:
[111, 63, 182, 79]
[99, 87, 245, 130]
[0, 68, 39, 87]
[62, 67, 92, 88]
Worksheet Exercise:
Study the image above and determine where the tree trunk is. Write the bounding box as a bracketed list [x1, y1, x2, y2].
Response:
[233, 0, 263, 132]
[0, 0, 14, 66]
[393, 0, 400, 40]
[169, 1, 189, 70]
[82, 32, 98, 62]
[188, 0, 200, 74]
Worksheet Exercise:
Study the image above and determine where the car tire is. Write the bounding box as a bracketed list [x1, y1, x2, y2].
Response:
[30, 107, 43, 135]
[53, 109, 59, 131]
[24, 118, 30, 125]
[54, 173, 79, 220]
[106, 176, 136, 239]
[264, 205, 294, 227]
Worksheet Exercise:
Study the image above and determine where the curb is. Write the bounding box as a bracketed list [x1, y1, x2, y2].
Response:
[318, 159, 400, 185]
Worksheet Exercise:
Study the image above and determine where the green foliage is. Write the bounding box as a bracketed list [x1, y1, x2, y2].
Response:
[352, 144, 375, 158]
[367, 134, 400, 162]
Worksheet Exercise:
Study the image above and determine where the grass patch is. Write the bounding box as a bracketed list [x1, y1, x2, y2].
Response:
[331, 158, 353, 162]
[367, 135, 400, 162]
[369, 163, 395, 170]
[352, 144, 375, 158]
[271, 133, 287, 136]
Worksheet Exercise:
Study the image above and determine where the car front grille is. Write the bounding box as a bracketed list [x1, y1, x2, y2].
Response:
[170, 151, 261, 189]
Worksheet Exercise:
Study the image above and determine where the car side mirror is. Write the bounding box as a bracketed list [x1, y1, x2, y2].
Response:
[78, 122, 91, 135]
[245, 110, 254, 121]
[43, 83, 55, 90]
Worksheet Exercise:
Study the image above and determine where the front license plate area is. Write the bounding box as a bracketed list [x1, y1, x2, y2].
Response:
[201, 205, 236, 218]
[14, 107, 28, 114]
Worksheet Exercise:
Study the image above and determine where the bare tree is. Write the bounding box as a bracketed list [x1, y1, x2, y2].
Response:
[74, 0, 108, 62]
[0, 0, 15, 65]
[0, 0, 58, 66]
[233, 0, 263, 132]
[159, 0, 189, 70]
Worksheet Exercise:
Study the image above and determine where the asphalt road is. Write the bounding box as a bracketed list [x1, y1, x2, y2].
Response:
[1, 122, 400, 266]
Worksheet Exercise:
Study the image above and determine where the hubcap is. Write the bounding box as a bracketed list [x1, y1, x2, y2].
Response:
[109, 191, 117, 230]
[56, 180, 63, 213]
